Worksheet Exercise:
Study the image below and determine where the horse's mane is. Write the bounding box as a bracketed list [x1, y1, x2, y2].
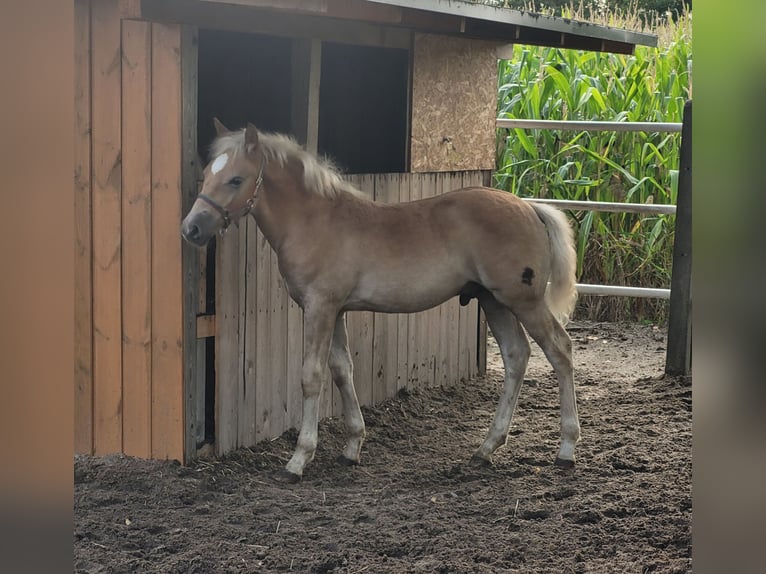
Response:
[210, 129, 366, 200]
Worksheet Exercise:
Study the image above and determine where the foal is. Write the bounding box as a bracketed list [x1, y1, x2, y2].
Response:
[182, 120, 580, 482]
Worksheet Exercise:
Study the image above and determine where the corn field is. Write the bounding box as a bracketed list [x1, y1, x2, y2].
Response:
[495, 10, 692, 321]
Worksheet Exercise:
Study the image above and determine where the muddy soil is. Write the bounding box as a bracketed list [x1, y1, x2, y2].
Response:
[74, 320, 691, 573]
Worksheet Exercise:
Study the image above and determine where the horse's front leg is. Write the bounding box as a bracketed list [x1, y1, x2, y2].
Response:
[279, 306, 337, 482]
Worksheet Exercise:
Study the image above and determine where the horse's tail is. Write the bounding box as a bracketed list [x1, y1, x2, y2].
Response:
[529, 202, 578, 325]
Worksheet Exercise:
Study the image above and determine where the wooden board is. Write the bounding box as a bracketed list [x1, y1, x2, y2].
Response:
[91, 0, 123, 455]
[396, 175, 410, 391]
[238, 220, 256, 447]
[269, 239, 289, 437]
[254, 228, 273, 441]
[121, 19, 153, 458]
[150, 22, 184, 460]
[74, 0, 93, 455]
[215, 232, 240, 454]
[181, 24, 201, 461]
[372, 174, 400, 404]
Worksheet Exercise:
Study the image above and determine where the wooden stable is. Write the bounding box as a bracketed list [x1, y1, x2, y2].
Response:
[74, 0, 652, 462]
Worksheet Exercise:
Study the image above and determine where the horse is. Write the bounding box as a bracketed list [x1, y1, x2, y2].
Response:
[182, 119, 580, 483]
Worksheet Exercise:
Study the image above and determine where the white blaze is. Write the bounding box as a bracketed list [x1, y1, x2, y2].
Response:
[211, 153, 229, 175]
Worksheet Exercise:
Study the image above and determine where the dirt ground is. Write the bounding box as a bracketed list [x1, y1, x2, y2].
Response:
[74, 320, 691, 573]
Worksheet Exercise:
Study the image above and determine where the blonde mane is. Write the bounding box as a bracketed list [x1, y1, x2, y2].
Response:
[210, 129, 365, 200]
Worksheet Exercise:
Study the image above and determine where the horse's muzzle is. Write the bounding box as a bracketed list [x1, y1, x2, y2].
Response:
[181, 211, 217, 247]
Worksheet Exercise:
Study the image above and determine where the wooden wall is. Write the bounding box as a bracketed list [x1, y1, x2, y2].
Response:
[74, 0, 193, 461]
[214, 171, 490, 454]
[410, 34, 499, 173]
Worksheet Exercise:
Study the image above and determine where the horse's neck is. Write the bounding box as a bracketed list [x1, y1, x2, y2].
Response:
[252, 164, 325, 252]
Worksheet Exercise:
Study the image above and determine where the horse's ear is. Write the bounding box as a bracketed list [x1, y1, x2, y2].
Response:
[213, 117, 229, 136]
[245, 123, 259, 151]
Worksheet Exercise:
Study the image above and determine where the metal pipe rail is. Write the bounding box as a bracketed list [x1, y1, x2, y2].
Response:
[499, 117, 682, 301]
[497, 118, 683, 133]
[522, 197, 676, 216]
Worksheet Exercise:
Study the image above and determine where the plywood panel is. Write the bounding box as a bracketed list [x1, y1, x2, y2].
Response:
[411, 34, 498, 173]
[91, 0, 123, 455]
[74, 0, 93, 455]
[121, 19, 153, 458]
[150, 22, 184, 460]
[216, 232, 240, 454]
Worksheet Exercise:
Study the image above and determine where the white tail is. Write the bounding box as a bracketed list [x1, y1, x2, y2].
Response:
[529, 202, 578, 325]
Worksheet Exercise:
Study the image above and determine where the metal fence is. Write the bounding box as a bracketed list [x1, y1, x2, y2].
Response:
[496, 102, 692, 374]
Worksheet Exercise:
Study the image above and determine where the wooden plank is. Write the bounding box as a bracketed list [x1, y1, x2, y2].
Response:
[121, 19, 153, 458]
[286, 297, 304, 431]
[196, 315, 216, 338]
[150, 22, 185, 460]
[181, 25, 201, 461]
[254, 229, 273, 441]
[238, 219, 256, 446]
[444, 171, 464, 387]
[396, 174, 410, 391]
[74, 0, 93, 455]
[349, 173, 376, 408]
[215, 232, 240, 454]
[270, 237, 289, 437]
[406, 174, 423, 389]
[665, 101, 692, 376]
[91, 0, 123, 455]
[420, 174, 438, 388]
[372, 173, 399, 404]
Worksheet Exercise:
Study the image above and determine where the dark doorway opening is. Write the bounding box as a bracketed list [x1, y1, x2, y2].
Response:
[318, 42, 409, 174]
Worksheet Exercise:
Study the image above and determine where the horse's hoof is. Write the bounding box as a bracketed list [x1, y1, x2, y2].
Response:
[337, 455, 359, 467]
[274, 468, 302, 484]
[469, 454, 492, 468]
[554, 457, 575, 469]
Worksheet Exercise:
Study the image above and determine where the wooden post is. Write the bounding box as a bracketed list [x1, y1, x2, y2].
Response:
[181, 25, 201, 461]
[665, 101, 692, 376]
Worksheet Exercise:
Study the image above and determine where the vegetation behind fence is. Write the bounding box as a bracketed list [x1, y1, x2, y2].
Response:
[495, 7, 692, 321]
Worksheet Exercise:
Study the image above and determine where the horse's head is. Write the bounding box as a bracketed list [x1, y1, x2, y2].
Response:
[181, 118, 264, 247]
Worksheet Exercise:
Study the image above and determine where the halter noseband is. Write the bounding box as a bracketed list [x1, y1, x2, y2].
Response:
[198, 160, 264, 234]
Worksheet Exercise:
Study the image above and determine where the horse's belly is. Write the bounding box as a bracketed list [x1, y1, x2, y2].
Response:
[345, 273, 465, 314]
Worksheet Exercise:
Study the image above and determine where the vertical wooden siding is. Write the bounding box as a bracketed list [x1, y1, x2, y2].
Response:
[74, 0, 188, 461]
[215, 171, 488, 452]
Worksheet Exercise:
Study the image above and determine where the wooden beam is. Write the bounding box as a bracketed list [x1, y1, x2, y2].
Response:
[91, 0, 123, 455]
[141, 0, 410, 49]
[74, 0, 93, 455]
[181, 24, 201, 462]
[150, 22, 185, 461]
[121, 18, 153, 459]
[665, 101, 692, 376]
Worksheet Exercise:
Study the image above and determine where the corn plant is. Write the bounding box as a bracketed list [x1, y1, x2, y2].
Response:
[495, 10, 691, 321]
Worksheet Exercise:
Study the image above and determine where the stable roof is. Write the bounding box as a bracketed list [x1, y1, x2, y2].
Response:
[186, 0, 657, 54]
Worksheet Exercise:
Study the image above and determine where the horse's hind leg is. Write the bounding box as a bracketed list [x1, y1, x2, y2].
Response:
[514, 303, 580, 467]
[472, 291, 531, 465]
[328, 313, 366, 465]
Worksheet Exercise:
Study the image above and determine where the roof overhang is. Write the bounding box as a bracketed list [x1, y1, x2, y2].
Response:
[142, 0, 657, 54]
[367, 0, 657, 53]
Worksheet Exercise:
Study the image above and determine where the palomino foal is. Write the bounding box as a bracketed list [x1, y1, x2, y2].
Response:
[182, 120, 580, 482]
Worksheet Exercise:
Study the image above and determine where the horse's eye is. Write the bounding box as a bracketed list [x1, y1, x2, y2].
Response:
[227, 176, 244, 188]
